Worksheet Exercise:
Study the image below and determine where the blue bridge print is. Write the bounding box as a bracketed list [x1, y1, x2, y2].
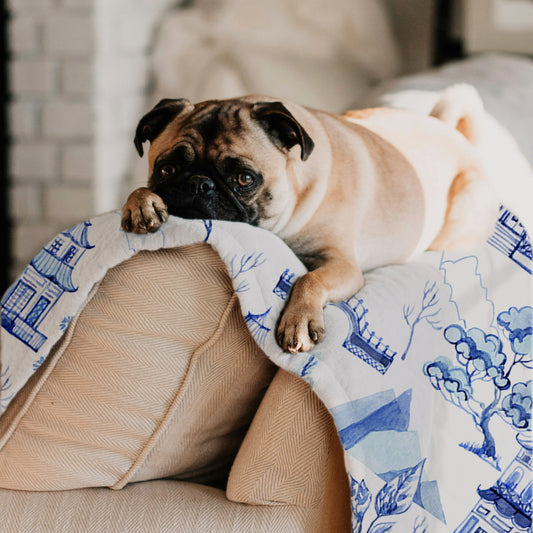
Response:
[335, 296, 397, 374]
[1, 220, 94, 351]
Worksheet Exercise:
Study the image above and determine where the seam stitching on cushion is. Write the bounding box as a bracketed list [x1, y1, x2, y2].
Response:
[0, 282, 102, 451]
[112, 291, 239, 490]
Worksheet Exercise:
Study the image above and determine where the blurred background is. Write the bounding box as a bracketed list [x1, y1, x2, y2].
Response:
[1, 0, 533, 294]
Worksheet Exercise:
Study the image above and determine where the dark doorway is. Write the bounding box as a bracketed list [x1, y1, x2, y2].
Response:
[0, 3, 10, 295]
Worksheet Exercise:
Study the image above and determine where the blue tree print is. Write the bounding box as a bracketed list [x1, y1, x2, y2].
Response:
[402, 281, 442, 360]
[498, 306, 532, 366]
[228, 252, 266, 293]
[501, 381, 532, 430]
[424, 305, 532, 467]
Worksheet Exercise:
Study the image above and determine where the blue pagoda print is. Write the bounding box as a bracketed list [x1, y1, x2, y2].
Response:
[455, 433, 532, 533]
[244, 308, 271, 349]
[1, 220, 94, 352]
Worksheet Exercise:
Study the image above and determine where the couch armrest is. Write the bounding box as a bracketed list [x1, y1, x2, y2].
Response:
[226, 369, 351, 532]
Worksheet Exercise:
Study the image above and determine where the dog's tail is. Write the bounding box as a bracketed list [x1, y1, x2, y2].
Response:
[429, 84, 484, 145]
[431, 83, 533, 235]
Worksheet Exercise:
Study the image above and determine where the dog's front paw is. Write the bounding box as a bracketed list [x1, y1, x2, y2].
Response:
[277, 302, 325, 353]
[121, 187, 168, 234]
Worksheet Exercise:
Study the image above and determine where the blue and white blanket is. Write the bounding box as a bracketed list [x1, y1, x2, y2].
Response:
[1, 207, 531, 533]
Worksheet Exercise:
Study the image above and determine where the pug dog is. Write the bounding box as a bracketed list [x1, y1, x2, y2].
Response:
[121, 87, 500, 353]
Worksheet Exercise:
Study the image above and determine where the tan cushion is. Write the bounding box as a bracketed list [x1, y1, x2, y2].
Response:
[0, 244, 276, 491]
[0, 480, 312, 533]
[227, 369, 351, 532]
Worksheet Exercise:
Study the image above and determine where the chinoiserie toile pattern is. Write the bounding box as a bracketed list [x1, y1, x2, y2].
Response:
[1, 206, 531, 533]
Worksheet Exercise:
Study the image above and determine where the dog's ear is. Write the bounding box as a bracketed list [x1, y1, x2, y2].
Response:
[251, 102, 314, 161]
[134, 98, 192, 157]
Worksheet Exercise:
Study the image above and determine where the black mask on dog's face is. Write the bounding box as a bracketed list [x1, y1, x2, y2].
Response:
[149, 141, 265, 225]
[133, 98, 314, 224]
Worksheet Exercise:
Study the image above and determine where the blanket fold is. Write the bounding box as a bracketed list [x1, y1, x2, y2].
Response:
[1, 209, 531, 532]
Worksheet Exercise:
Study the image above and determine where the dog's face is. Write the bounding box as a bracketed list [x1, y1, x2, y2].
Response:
[134, 97, 314, 231]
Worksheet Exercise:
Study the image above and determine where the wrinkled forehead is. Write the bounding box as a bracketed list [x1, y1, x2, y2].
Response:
[149, 100, 275, 169]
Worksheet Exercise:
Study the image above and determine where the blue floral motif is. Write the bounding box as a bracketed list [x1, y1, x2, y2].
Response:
[350, 476, 372, 533]
[373, 460, 425, 519]
[351, 460, 428, 533]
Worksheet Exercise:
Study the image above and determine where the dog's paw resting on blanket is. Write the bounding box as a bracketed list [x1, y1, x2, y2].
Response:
[121, 187, 168, 234]
[122, 88, 503, 352]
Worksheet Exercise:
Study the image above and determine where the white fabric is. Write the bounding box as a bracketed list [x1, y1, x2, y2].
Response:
[150, 0, 400, 113]
[1, 208, 531, 532]
[356, 53, 533, 166]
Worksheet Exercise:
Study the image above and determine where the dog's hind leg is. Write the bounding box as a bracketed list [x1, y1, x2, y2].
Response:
[428, 167, 499, 252]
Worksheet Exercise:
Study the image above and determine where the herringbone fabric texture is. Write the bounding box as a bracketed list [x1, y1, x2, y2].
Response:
[0, 480, 311, 532]
[227, 369, 351, 531]
[0, 244, 275, 491]
[0, 243, 350, 532]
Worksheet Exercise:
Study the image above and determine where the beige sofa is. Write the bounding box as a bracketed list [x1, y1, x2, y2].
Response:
[0, 244, 351, 532]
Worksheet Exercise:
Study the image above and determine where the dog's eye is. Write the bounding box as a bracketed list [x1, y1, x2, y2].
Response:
[235, 173, 254, 188]
[160, 165, 176, 177]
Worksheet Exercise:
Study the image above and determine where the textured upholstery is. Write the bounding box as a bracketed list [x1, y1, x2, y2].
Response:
[0, 243, 350, 531]
[0, 480, 311, 533]
[0, 244, 276, 491]
[227, 369, 351, 532]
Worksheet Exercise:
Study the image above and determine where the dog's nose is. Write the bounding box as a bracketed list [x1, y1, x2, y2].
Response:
[187, 175, 215, 196]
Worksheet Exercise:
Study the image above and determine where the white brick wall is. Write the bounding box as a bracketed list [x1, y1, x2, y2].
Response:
[44, 13, 94, 56]
[10, 183, 43, 222]
[8, 17, 41, 55]
[42, 101, 94, 139]
[10, 142, 58, 180]
[8, 0, 95, 280]
[7, 0, 173, 282]
[10, 59, 57, 95]
[61, 60, 93, 95]
[9, 101, 39, 138]
[62, 144, 94, 182]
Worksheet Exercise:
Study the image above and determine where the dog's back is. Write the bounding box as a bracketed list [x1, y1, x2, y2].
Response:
[430, 84, 533, 234]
